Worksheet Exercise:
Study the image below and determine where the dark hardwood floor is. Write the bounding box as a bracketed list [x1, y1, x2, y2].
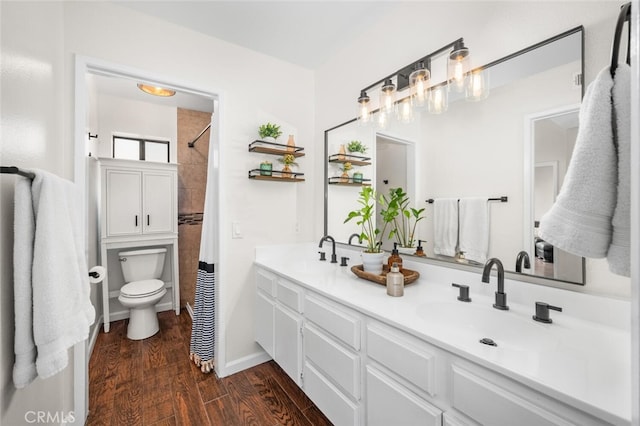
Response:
[87, 310, 332, 426]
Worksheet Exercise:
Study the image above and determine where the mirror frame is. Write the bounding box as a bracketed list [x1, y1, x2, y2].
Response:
[324, 26, 586, 287]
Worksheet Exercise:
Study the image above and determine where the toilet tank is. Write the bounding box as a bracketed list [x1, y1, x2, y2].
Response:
[118, 248, 167, 282]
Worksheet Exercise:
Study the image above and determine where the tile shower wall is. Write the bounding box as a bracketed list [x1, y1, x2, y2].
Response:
[177, 108, 211, 307]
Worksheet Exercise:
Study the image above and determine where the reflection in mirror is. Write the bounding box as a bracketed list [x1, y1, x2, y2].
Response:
[325, 27, 584, 284]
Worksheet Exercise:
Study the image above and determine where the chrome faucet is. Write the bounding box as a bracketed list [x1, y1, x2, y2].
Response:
[319, 235, 337, 263]
[482, 258, 509, 310]
[348, 233, 363, 245]
[515, 251, 531, 273]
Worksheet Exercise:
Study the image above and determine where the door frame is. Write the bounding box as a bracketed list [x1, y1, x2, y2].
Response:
[73, 55, 222, 424]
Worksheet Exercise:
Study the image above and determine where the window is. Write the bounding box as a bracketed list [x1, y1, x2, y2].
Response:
[113, 136, 170, 162]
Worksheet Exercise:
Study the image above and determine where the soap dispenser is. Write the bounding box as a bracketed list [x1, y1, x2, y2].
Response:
[386, 262, 404, 297]
[387, 243, 403, 270]
[415, 240, 426, 257]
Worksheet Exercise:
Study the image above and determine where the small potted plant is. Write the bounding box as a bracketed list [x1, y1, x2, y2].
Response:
[344, 187, 394, 274]
[259, 160, 272, 176]
[340, 162, 352, 183]
[278, 153, 298, 178]
[347, 140, 367, 154]
[258, 122, 282, 143]
[385, 187, 426, 253]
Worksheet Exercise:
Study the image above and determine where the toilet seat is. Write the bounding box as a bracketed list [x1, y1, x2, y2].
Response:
[120, 279, 165, 298]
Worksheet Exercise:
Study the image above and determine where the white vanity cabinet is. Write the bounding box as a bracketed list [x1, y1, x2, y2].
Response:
[99, 158, 179, 333]
[254, 269, 276, 358]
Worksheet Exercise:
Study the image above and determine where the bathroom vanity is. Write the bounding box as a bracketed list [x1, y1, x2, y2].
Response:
[254, 243, 630, 426]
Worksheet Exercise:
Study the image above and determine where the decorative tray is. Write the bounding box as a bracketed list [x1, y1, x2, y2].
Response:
[351, 264, 420, 286]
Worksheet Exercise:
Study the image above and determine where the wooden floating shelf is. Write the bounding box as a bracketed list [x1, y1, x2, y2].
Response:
[328, 176, 371, 186]
[249, 140, 305, 157]
[248, 169, 305, 182]
[328, 153, 371, 166]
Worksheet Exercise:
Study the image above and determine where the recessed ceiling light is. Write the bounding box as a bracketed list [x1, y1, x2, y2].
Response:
[137, 83, 176, 97]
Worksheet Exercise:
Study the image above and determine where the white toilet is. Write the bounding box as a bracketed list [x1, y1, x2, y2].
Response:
[117, 248, 168, 340]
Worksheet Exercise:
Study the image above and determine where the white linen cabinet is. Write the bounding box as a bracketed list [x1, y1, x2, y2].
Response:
[98, 158, 179, 332]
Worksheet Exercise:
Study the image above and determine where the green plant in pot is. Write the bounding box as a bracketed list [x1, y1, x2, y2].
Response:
[347, 140, 367, 154]
[344, 187, 396, 274]
[258, 122, 282, 142]
[385, 187, 426, 253]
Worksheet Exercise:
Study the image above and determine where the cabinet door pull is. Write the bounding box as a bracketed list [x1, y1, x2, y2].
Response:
[147, 215, 150, 226]
[135, 215, 138, 226]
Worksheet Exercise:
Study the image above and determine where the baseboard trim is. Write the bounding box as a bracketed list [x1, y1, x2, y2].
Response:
[217, 350, 272, 378]
[87, 315, 103, 357]
[185, 302, 194, 319]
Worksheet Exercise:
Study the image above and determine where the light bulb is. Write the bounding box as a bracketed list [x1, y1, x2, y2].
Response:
[409, 61, 430, 108]
[356, 90, 372, 126]
[448, 41, 470, 93]
[465, 69, 489, 101]
[379, 79, 397, 116]
[428, 85, 448, 114]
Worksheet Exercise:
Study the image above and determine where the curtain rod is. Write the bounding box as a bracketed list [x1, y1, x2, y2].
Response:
[188, 122, 211, 148]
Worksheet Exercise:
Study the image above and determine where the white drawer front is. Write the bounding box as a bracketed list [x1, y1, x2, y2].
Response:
[256, 268, 276, 296]
[305, 294, 361, 350]
[277, 279, 303, 313]
[366, 366, 442, 426]
[304, 362, 360, 426]
[451, 365, 575, 426]
[305, 324, 360, 400]
[367, 323, 436, 396]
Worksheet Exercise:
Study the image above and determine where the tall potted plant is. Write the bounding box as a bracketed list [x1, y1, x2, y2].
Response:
[344, 187, 396, 273]
[385, 187, 425, 253]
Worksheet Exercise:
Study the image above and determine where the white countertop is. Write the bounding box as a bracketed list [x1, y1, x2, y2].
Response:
[255, 242, 631, 425]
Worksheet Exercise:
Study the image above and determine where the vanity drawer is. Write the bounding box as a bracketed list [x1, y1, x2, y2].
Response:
[256, 268, 276, 296]
[366, 366, 442, 426]
[304, 323, 360, 400]
[304, 361, 360, 426]
[305, 294, 361, 350]
[366, 323, 436, 396]
[276, 279, 303, 313]
[451, 364, 578, 426]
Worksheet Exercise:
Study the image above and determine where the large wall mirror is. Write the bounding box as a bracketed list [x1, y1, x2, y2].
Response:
[324, 26, 585, 285]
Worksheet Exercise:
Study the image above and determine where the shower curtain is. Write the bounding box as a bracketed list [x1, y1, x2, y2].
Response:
[189, 118, 217, 373]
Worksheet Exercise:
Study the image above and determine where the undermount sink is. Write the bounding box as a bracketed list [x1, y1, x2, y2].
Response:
[415, 301, 553, 352]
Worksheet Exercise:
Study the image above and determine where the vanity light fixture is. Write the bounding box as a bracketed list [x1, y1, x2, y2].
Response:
[448, 40, 470, 92]
[355, 37, 487, 128]
[356, 90, 373, 126]
[409, 60, 431, 108]
[137, 83, 176, 97]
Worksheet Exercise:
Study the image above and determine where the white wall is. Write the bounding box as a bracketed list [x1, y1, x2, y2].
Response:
[1, 2, 75, 425]
[315, 1, 630, 298]
[95, 94, 178, 162]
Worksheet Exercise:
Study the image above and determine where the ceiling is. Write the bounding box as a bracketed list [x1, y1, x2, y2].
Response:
[115, 1, 396, 70]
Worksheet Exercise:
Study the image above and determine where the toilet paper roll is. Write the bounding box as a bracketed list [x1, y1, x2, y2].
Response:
[88, 266, 106, 284]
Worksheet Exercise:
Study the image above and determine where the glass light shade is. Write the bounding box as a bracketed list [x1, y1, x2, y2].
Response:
[379, 79, 397, 116]
[409, 62, 430, 108]
[137, 83, 176, 97]
[356, 90, 373, 126]
[376, 110, 389, 129]
[465, 68, 490, 101]
[428, 85, 448, 114]
[398, 97, 414, 123]
[448, 44, 470, 93]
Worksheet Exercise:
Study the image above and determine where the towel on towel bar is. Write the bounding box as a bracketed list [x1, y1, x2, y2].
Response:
[433, 198, 458, 257]
[608, 63, 630, 276]
[539, 67, 616, 259]
[459, 198, 490, 264]
[13, 170, 95, 388]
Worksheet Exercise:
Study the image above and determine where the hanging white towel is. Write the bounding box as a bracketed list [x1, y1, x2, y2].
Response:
[433, 198, 458, 257]
[459, 198, 490, 264]
[608, 63, 630, 276]
[538, 67, 616, 258]
[13, 170, 95, 388]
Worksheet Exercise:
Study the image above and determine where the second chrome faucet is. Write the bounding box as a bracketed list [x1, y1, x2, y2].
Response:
[482, 258, 509, 310]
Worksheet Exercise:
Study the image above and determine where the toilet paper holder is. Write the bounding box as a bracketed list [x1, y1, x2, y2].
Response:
[89, 271, 100, 278]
